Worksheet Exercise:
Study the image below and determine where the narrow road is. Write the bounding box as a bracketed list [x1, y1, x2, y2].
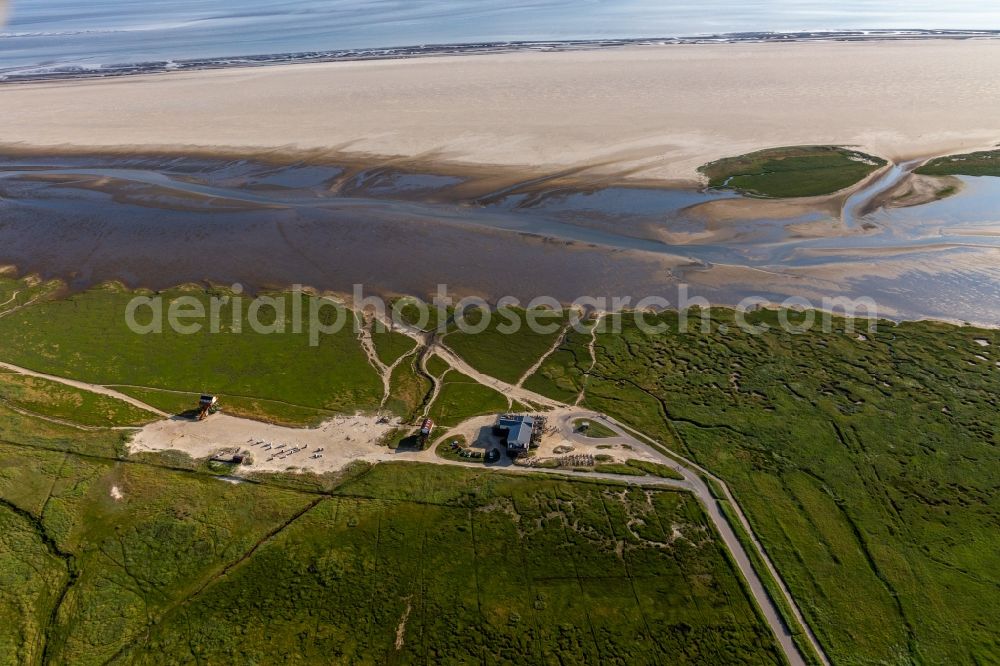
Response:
[418, 408, 824, 666]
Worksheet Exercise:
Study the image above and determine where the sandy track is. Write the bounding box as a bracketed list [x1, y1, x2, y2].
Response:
[0, 361, 167, 417]
[3, 41, 999, 182]
[575, 315, 603, 406]
[371, 312, 563, 409]
[515, 324, 569, 388]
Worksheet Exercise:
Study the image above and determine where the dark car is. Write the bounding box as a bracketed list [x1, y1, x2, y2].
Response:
[485, 448, 501, 464]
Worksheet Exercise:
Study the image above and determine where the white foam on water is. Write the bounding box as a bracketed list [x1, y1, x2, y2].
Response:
[2, 1, 998, 74]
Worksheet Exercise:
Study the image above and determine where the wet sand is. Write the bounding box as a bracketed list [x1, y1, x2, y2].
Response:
[3, 40, 1000, 183]
[2, 153, 999, 325]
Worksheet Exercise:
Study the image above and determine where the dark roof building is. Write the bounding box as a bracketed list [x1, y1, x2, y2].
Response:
[494, 414, 535, 454]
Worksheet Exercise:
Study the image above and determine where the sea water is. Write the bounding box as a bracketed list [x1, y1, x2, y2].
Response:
[2, 0, 999, 77]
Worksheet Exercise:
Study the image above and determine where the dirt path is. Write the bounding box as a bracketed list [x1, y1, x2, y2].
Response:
[417, 351, 442, 419]
[0, 295, 42, 320]
[515, 324, 568, 388]
[394, 597, 413, 650]
[0, 361, 168, 417]
[371, 313, 562, 410]
[576, 315, 603, 405]
[0, 290, 21, 309]
[356, 314, 399, 411]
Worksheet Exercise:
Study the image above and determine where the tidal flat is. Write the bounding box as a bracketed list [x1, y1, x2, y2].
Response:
[1, 151, 999, 324]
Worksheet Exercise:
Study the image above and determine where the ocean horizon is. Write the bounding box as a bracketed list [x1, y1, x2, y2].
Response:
[3, 0, 1000, 77]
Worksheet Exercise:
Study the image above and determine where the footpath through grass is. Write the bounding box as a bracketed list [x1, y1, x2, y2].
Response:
[0, 283, 384, 425]
[0, 371, 159, 428]
[443, 306, 567, 384]
[699, 146, 886, 198]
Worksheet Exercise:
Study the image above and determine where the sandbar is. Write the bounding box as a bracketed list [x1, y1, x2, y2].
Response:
[3, 40, 1000, 182]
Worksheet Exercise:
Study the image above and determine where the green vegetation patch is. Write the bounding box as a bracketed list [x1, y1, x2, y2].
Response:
[0, 284, 383, 425]
[444, 306, 567, 384]
[435, 435, 482, 462]
[48, 467, 310, 664]
[424, 353, 451, 379]
[115, 463, 783, 664]
[389, 297, 452, 332]
[427, 369, 509, 427]
[625, 459, 685, 481]
[0, 503, 68, 666]
[0, 371, 158, 428]
[371, 329, 417, 367]
[592, 462, 646, 476]
[522, 332, 591, 403]
[0, 423, 313, 665]
[915, 149, 1000, 177]
[386, 356, 433, 422]
[700, 146, 886, 198]
[571, 308, 1000, 664]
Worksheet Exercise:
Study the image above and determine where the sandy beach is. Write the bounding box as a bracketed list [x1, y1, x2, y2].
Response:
[129, 412, 402, 475]
[3, 40, 1000, 182]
